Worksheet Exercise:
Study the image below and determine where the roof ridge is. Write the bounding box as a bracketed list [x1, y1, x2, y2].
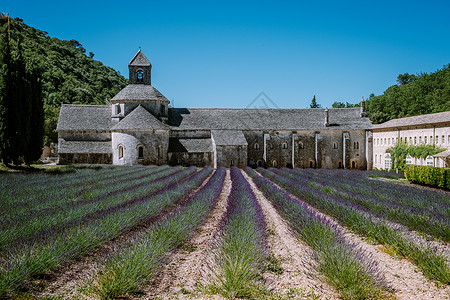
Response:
[62, 104, 109, 108]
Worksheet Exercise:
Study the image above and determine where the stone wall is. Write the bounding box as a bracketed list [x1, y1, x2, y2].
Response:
[112, 130, 169, 165]
[59, 153, 112, 164]
[123, 102, 168, 119]
[216, 145, 247, 168]
[243, 129, 368, 169]
[168, 152, 213, 167]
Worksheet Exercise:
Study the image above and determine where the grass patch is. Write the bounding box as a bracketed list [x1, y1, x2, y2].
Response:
[267, 254, 284, 274]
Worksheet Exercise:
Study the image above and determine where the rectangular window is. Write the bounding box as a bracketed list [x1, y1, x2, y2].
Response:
[424, 136, 427, 144]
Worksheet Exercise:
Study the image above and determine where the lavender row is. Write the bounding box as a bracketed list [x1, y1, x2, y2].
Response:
[258, 168, 450, 284]
[0, 167, 213, 297]
[0, 166, 196, 253]
[277, 168, 450, 242]
[290, 168, 449, 219]
[2, 166, 171, 224]
[302, 168, 450, 210]
[2, 165, 178, 227]
[211, 167, 268, 298]
[1, 165, 141, 201]
[246, 167, 388, 299]
[95, 167, 226, 299]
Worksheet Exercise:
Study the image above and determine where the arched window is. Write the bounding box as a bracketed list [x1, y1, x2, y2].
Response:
[230, 159, 234, 167]
[272, 160, 277, 167]
[118, 145, 124, 159]
[426, 155, 434, 167]
[138, 146, 144, 159]
[354, 141, 359, 149]
[254, 143, 260, 150]
[257, 160, 263, 167]
[333, 142, 338, 149]
[384, 153, 391, 170]
[375, 154, 377, 164]
[136, 70, 144, 83]
[270, 143, 274, 150]
[338, 161, 342, 168]
[406, 155, 412, 165]
[309, 161, 314, 168]
[282, 142, 288, 149]
[351, 161, 356, 169]
[298, 141, 304, 149]
[160, 103, 165, 115]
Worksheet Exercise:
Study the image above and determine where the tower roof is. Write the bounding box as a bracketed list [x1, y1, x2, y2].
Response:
[110, 84, 169, 103]
[129, 49, 151, 67]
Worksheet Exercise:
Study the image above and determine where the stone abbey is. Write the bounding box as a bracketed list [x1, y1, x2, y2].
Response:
[56, 50, 376, 169]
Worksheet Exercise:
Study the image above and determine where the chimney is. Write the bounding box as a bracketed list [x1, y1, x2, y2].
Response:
[360, 97, 367, 117]
[324, 108, 329, 127]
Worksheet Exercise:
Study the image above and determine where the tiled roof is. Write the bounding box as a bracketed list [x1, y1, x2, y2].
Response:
[129, 50, 151, 66]
[372, 111, 450, 129]
[59, 139, 112, 154]
[111, 105, 169, 131]
[168, 138, 213, 153]
[212, 130, 248, 146]
[57, 104, 112, 131]
[169, 108, 372, 131]
[434, 149, 450, 158]
[110, 84, 169, 102]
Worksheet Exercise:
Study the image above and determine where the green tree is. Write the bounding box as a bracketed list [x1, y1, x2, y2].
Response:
[366, 65, 450, 124]
[0, 24, 12, 162]
[310, 95, 321, 108]
[24, 67, 44, 164]
[397, 73, 417, 85]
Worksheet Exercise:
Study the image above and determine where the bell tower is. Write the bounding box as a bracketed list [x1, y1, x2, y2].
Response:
[128, 49, 152, 85]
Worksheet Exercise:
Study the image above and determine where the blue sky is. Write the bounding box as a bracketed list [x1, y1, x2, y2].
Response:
[4, 0, 450, 109]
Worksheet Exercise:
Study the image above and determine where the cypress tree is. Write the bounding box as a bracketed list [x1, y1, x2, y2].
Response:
[0, 23, 35, 165]
[0, 24, 12, 163]
[24, 68, 44, 164]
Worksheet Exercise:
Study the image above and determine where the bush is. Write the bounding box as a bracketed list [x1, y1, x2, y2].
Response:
[405, 165, 450, 189]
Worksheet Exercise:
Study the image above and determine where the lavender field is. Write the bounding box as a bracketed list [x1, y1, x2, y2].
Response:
[0, 165, 448, 299]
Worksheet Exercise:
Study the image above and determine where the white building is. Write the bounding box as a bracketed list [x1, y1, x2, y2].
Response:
[372, 111, 450, 169]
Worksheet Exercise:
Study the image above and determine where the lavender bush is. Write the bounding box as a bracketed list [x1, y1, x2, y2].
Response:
[245, 167, 388, 299]
[95, 167, 225, 299]
[0, 167, 212, 296]
[211, 167, 268, 299]
[259, 167, 450, 284]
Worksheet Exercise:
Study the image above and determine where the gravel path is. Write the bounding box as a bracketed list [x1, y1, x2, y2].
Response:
[256, 170, 450, 299]
[139, 170, 232, 299]
[242, 170, 339, 299]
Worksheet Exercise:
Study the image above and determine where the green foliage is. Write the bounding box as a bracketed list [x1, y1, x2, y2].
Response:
[366, 64, 450, 124]
[310, 95, 321, 108]
[331, 101, 360, 108]
[405, 165, 450, 190]
[0, 17, 128, 145]
[0, 23, 43, 164]
[386, 142, 445, 171]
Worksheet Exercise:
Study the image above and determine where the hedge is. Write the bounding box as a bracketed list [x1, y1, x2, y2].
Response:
[404, 165, 450, 190]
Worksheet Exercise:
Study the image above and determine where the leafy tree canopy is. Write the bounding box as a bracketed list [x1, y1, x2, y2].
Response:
[366, 64, 450, 124]
[0, 17, 128, 145]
